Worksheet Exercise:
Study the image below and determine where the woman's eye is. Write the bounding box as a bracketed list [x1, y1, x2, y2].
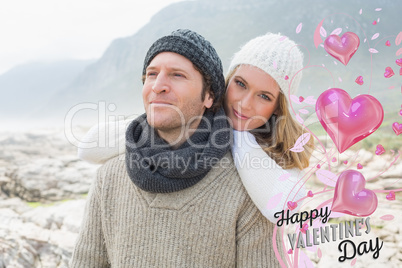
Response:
[260, 94, 271, 101]
[235, 80, 246, 88]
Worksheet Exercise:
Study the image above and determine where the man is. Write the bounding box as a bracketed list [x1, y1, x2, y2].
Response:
[70, 29, 281, 267]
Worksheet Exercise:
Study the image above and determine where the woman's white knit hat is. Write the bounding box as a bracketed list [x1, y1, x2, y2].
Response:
[228, 33, 304, 99]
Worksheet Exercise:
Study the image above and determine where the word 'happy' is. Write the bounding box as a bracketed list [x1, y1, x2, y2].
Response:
[274, 207, 331, 228]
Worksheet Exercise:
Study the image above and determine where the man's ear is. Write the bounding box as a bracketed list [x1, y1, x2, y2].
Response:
[204, 92, 214, 109]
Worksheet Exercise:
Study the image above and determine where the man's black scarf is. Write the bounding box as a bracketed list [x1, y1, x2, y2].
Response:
[125, 108, 231, 193]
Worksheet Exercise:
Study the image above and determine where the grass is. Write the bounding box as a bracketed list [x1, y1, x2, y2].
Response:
[26, 196, 87, 208]
[27, 202, 43, 208]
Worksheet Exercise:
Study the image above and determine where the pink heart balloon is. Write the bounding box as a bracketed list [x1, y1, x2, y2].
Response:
[324, 32, 360, 65]
[332, 170, 378, 217]
[315, 88, 384, 153]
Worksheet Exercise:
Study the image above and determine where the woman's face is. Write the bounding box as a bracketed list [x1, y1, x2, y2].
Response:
[224, 65, 281, 131]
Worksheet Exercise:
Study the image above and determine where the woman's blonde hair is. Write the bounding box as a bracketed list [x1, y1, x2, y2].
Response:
[225, 66, 314, 170]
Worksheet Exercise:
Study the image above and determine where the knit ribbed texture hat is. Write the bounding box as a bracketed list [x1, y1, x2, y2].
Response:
[143, 29, 225, 104]
[228, 33, 304, 100]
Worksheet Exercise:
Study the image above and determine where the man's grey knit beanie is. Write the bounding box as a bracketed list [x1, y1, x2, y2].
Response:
[142, 29, 225, 103]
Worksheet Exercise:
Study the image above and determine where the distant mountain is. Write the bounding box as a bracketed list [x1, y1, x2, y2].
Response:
[4, 0, 401, 126]
[0, 60, 94, 121]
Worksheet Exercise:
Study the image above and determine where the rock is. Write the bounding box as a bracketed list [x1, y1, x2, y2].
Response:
[22, 199, 86, 233]
[1, 158, 96, 202]
[380, 246, 398, 261]
[0, 230, 40, 267]
[0, 198, 84, 267]
[384, 164, 402, 179]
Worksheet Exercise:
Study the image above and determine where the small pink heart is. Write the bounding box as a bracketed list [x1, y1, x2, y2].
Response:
[287, 249, 293, 254]
[285, 75, 289, 80]
[343, 160, 348, 165]
[299, 96, 305, 102]
[332, 170, 378, 216]
[396, 58, 402, 67]
[375, 144, 385, 155]
[372, 21, 377, 25]
[386, 191, 395, 201]
[385, 40, 391, 47]
[287, 201, 298, 210]
[355, 76, 364, 85]
[316, 164, 321, 169]
[384, 67, 395, 78]
[312, 211, 317, 218]
[300, 223, 309, 234]
[307, 190, 314, 197]
[332, 157, 337, 162]
[324, 32, 360, 65]
[392, 122, 402, 135]
[357, 163, 363, 169]
[400, 109, 402, 116]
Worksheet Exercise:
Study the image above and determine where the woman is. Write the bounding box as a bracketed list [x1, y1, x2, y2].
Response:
[78, 33, 314, 223]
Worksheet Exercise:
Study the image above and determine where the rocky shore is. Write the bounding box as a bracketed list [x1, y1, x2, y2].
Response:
[0, 127, 97, 267]
[0, 127, 401, 267]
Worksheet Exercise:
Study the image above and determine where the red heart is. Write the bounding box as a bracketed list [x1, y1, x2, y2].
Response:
[384, 67, 395, 78]
[287, 201, 297, 210]
[385, 40, 391, 47]
[396, 58, 402, 67]
[300, 223, 309, 234]
[324, 32, 360, 65]
[307, 190, 314, 197]
[386, 191, 395, 201]
[315, 88, 384, 153]
[375, 144, 385, 155]
[392, 122, 402, 135]
[332, 170, 378, 217]
[355, 76, 364, 85]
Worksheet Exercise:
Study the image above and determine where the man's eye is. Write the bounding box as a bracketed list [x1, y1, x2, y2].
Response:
[174, 73, 184, 78]
[147, 72, 157, 77]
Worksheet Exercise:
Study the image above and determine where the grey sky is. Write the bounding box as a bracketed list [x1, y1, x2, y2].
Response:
[0, 0, 183, 75]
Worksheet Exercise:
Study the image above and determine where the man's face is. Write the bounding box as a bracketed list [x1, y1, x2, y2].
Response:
[143, 52, 213, 133]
